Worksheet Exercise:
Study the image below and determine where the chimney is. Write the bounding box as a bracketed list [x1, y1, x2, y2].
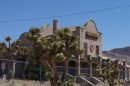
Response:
[53, 20, 58, 33]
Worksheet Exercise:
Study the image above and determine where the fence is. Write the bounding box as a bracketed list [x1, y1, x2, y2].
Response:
[0, 59, 47, 86]
[1, 59, 125, 86]
[0, 59, 100, 86]
[56, 66, 98, 77]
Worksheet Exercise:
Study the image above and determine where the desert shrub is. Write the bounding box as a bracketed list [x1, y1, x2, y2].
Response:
[45, 71, 53, 80]
[63, 80, 73, 86]
[24, 64, 47, 81]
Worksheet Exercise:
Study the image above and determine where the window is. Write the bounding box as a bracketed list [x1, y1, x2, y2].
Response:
[69, 61, 76, 67]
[96, 45, 99, 55]
[84, 43, 87, 54]
[85, 32, 98, 40]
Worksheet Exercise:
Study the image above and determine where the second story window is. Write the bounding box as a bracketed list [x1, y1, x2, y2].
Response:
[84, 43, 87, 54]
[85, 32, 98, 40]
[96, 45, 99, 55]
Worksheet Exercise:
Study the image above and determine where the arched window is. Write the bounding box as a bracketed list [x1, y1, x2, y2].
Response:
[96, 45, 99, 55]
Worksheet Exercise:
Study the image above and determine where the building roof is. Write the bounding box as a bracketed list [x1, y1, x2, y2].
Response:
[40, 25, 77, 37]
[40, 25, 53, 37]
[40, 20, 102, 38]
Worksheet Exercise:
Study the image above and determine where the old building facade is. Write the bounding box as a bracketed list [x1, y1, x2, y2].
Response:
[35, 20, 103, 77]
[40, 20, 102, 57]
[1, 20, 130, 84]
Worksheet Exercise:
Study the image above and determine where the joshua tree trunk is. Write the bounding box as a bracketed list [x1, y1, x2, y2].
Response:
[6, 61, 11, 81]
[51, 60, 59, 86]
[108, 78, 114, 86]
[50, 78, 57, 86]
[46, 60, 58, 86]
[103, 80, 106, 86]
[61, 59, 69, 82]
[111, 78, 115, 86]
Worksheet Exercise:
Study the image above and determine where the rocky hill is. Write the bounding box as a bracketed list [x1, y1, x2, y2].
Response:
[103, 46, 130, 64]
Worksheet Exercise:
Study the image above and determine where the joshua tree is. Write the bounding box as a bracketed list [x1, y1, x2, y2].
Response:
[97, 59, 119, 86]
[26, 28, 82, 86]
[55, 28, 82, 83]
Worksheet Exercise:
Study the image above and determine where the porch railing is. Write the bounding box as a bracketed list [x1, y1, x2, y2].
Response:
[56, 66, 98, 77]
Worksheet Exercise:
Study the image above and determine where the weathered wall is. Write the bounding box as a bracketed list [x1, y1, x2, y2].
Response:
[80, 20, 102, 57]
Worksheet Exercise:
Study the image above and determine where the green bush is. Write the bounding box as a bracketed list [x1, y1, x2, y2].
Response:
[63, 80, 74, 86]
[24, 64, 47, 81]
[45, 71, 53, 80]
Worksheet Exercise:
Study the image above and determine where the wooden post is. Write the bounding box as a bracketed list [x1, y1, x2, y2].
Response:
[40, 65, 41, 86]
[77, 55, 81, 76]
[90, 62, 92, 77]
[99, 57, 102, 74]
[89, 56, 92, 77]
[12, 61, 15, 86]
[123, 61, 127, 81]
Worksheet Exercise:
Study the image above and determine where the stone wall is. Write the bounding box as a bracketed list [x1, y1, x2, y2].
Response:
[80, 20, 102, 57]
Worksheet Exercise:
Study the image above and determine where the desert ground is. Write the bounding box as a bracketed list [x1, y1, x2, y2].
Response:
[0, 79, 50, 86]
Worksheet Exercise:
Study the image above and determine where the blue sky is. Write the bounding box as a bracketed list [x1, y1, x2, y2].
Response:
[0, 0, 130, 50]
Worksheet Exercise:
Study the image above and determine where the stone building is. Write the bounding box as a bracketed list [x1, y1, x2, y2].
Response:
[18, 20, 102, 77]
[19, 20, 103, 77]
[24, 20, 130, 82]
[40, 20, 102, 58]
[1, 20, 129, 85]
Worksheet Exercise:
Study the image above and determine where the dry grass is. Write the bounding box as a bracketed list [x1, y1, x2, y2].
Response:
[0, 79, 50, 86]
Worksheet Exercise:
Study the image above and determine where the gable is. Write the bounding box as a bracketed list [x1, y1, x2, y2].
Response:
[84, 20, 99, 34]
[40, 24, 53, 37]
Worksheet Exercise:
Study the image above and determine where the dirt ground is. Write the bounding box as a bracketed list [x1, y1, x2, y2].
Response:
[0, 79, 50, 86]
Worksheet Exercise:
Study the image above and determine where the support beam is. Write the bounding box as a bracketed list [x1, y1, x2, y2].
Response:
[89, 56, 92, 77]
[90, 61, 92, 77]
[77, 55, 81, 76]
[123, 61, 127, 81]
[99, 57, 102, 74]
[12, 61, 16, 86]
